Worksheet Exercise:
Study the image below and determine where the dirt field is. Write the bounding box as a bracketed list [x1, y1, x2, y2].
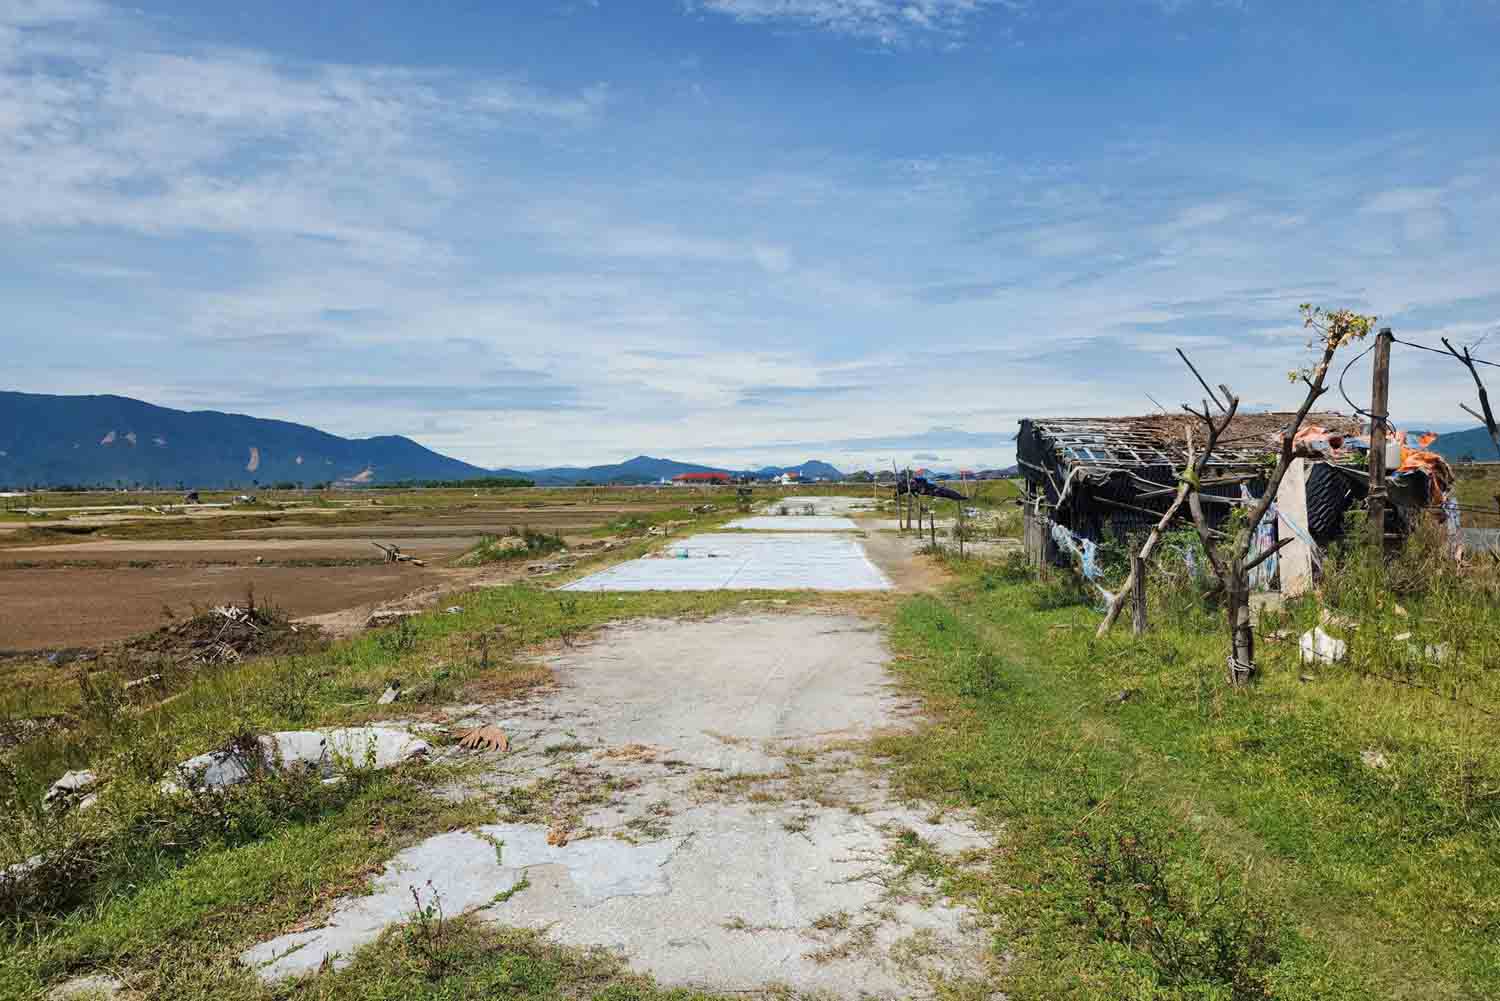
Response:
[0, 563, 450, 651]
[0, 487, 901, 653]
[0, 536, 480, 565]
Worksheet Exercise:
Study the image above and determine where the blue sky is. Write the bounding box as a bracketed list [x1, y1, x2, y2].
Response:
[4, 0, 1499, 471]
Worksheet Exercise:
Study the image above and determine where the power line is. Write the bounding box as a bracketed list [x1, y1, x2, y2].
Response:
[1391, 335, 1500, 370]
[1337, 340, 1378, 421]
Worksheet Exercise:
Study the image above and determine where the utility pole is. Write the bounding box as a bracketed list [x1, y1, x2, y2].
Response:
[1367, 327, 1394, 550]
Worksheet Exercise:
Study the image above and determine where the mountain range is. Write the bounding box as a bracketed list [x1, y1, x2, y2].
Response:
[1429, 425, 1500, 463]
[0, 392, 844, 488]
[519, 457, 844, 485]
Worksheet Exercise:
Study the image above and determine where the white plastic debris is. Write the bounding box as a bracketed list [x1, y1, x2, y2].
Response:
[1299, 626, 1346, 664]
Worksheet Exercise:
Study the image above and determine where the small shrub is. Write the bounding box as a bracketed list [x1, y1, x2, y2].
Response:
[1027, 575, 1090, 611]
[954, 650, 1007, 697]
[981, 551, 1032, 589]
[1072, 827, 1280, 1000]
[266, 657, 324, 724]
[457, 528, 565, 566]
[377, 617, 419, 655]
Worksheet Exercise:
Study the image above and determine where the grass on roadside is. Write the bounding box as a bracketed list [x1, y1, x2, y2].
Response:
[0, 577, 819, 1000]
[876, 536, 1500, 1000]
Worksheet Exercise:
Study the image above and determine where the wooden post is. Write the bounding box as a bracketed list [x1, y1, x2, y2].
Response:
[1130, 552, 1147, 635]
[1368, 327, 1393, 550]
[929, 505, 937, 548]
[957, 498, 965, 558]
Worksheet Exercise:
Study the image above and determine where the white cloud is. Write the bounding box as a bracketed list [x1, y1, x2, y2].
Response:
[695, 0, 1004, 43]
[0, 4, 605, 262]
[1362, 186, 1444, 214]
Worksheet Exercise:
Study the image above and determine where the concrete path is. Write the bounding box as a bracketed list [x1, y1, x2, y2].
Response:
[560, 533, 892, 592]
[242, 614, 993, 996]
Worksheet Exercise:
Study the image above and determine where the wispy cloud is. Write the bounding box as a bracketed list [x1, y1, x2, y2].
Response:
[0, 1, 605, 261]
[693, 0, 1008, 44]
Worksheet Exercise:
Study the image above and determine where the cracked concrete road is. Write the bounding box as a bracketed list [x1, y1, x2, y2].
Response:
[242, 613, 996, 997]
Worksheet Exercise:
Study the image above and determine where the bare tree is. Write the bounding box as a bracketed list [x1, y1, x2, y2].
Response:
[1441, 337, 1500, 460]
[1099, 306, 1376, 687]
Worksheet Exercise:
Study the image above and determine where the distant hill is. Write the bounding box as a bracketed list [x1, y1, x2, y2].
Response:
[754, 460, 843, 481]
[523, 456, 846, 485]
[0, 391, 496, 488]
[1432, 425, 1500, 463]
[523, 455, 729, 485]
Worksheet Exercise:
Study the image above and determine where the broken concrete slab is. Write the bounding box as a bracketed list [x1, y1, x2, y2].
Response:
[48, 974, 122, 1000]
[43, 769, 99, 812]
[561, 533, 891, 592]
[161, 727, 429, 794]
[244, 825, 679, 980]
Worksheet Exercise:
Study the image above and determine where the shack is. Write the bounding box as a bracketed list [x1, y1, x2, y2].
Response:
[1016, 412, 1371, 567]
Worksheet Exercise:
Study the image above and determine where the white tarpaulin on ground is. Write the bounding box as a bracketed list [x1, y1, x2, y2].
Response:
[727, 516, 858, 531]
[561, 533, 892, 591]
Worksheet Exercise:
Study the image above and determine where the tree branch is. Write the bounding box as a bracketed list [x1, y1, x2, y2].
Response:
[1177, 348, 1228, 412]
[1442, 336, 1500, 460]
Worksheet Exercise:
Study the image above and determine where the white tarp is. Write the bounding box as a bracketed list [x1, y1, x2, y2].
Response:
[727, 516, 858, 531]
[561, 533, 892, 592]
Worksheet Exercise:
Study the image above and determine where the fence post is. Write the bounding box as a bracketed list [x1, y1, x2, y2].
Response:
[1368, 326, 1394, 550]
[1130, 552, 1147, 635]
[957, 498, 965, 558]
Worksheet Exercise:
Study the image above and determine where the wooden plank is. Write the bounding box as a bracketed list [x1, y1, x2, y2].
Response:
[1277, 458, 1314, 597]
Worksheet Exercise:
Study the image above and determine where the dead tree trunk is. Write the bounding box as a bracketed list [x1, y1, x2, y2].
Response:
[1097, 481, 1191, 636]
[1130, 552, 1147, 636]
[1176, 306, 1372, 684]
[1225, 557, 1253, 684]
[1442, 336, 1500, 460]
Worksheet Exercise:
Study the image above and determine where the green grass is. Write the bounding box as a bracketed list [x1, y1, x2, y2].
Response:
[875, 543, 1500, 1000]
[1454, 465, 1499, 528]
[0, 579, 820, 1000]
[590, 507, 705, 538]
[0, 774, 491, 999]
[454, 528, 566, 565]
